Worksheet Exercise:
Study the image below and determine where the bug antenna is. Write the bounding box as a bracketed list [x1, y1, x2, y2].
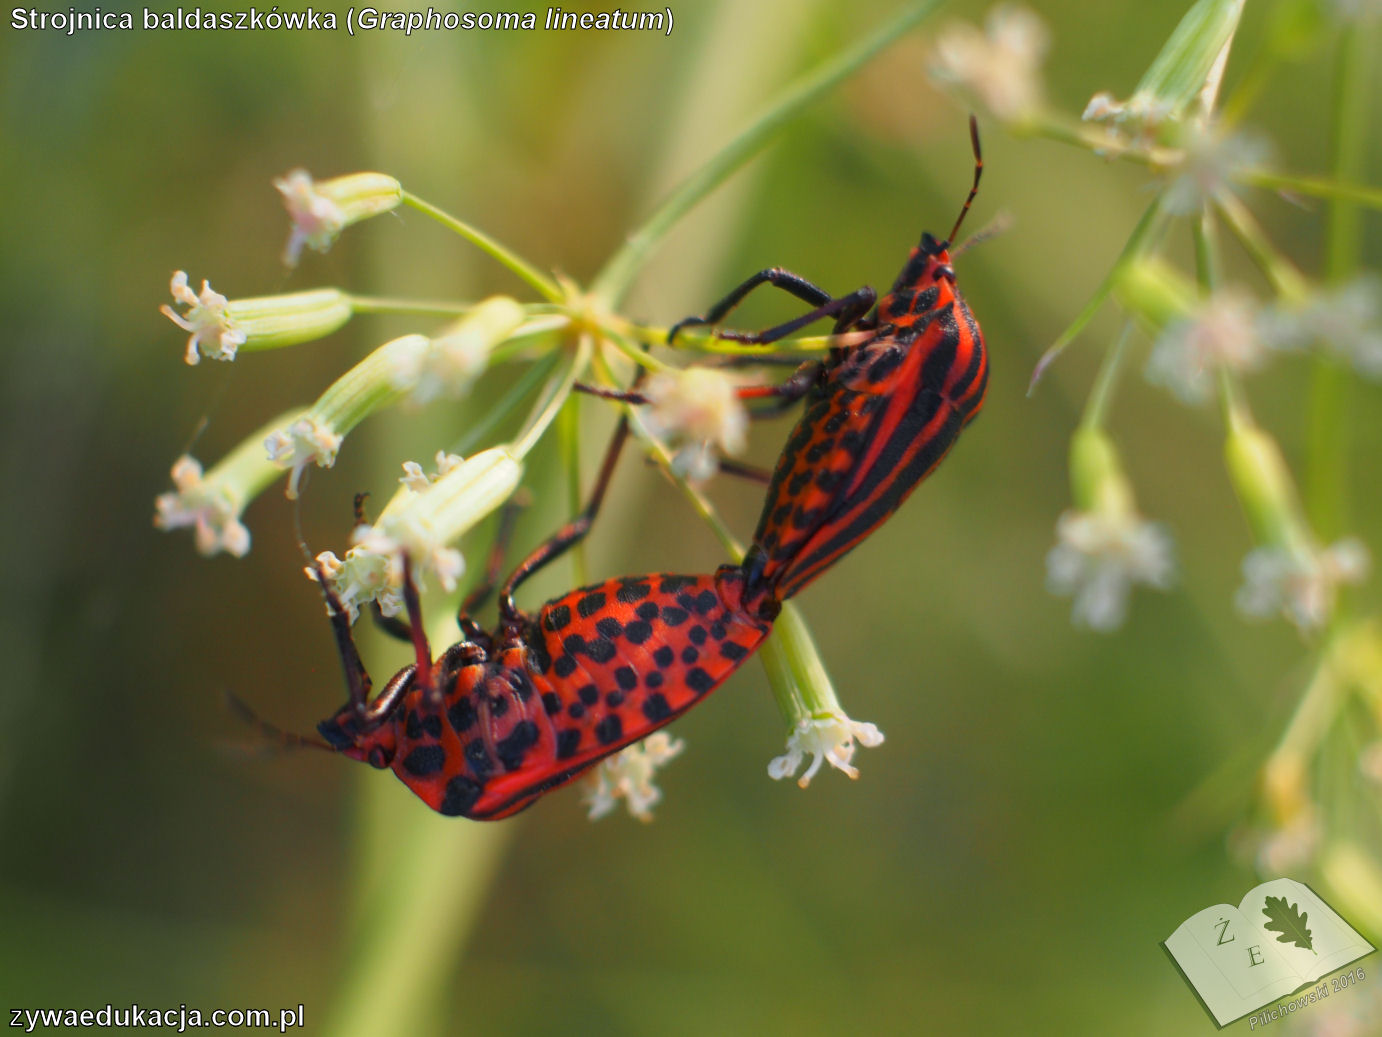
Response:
[952, 209, 1014, 259]
[947, 114, 984, 246]
[222, 690, 335, 755]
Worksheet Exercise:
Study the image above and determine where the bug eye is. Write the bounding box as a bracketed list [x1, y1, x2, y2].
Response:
[936, 264, 956, 283]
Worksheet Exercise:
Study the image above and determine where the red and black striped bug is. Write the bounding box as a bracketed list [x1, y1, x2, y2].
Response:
[311, 417, 776, 819]
[716, 116, 989, 604]
[589, 118, 989, 611]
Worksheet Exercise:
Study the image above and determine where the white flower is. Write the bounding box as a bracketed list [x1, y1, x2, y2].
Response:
[275, 169, 348, 268]
[1046, 509, 1175, 631]
[1145, 288, 1266, 405]
[399, 451, 465, 493]
[642, 367, 749, 482]
[1160, 127, 1270, 216]
[1081, 91, 1175, 153]
[160, 271, 248, 365]
[264, 416, 343, 500]
[1235, 538, 1370, 632]
[310, 545, 400, 623]
[930, 5, 1048, 124]
[1261, 276, 1382, 377]
[308, 446, 522, 620]
[582, 732, 685, 821]
[153, 455, 251, 558]
[768, 712, 884, 788]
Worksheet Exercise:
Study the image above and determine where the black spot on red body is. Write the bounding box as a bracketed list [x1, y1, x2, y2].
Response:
[688, 626, 707, 645]
[681, 646, 699, 664]
[653, 646, 674, 668]
[636, 601, 659, 621]
[556, 729, 581, 759]
[617, 581, 652, 603]
[544, 605, 571, 631]
[440, 775, 483, 817]
[686, 667, 715, 695]
[585, 638, 617, 664]
[578, 684, 599, 706]
[568, 702, 586, 720]
[606, 690, 625, 707]
[624, 620, 653, 644]
[596, 617, 623, 640]
[645, 671, 664, 689]
[595, 714, 623, 745]
[542, 692, 561, 715]
[553, 655, 577, 678]
[496, 721, 539, 770]
[448, 696, 477, 732]
[643, 694, 672, 722]
[614, 666, 637, 690]
[464, 739, 494, 778]
[660, 606, 689, 626]
[720, 641, 749, 661]
[403, 745, 445, 777]
[577, 591, 607, 617]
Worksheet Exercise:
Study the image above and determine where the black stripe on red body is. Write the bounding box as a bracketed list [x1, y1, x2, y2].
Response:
[318, 566, 772, 820]
[745, 232, 987, 608]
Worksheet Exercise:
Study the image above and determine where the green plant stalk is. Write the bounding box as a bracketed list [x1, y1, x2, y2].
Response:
[1307, 19, 1372, 541]
[346, 295, 475, 319]
[589, 0, 943, 306]
[1079, 322, 1136, 433]
[1028, 198, 1167, 393]
[1238, 168, 1382, 211]
[402, 191, 562, 303]
[322, 609, 519, 1037]
[1214, 192, 1310, 301]
[558, 392, 588, 587]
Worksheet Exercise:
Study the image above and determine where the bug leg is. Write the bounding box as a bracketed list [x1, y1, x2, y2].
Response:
[498, 416, 632, 626]
[715, 458, 773, 485]
[706, 286, 877, 346]
[308, 559, 375, 719]
[457, 491, 529, 639]
[397, 555, 437, 705]
[669, 267, 835, 344]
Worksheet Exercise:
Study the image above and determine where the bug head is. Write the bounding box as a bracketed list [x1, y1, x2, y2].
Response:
[316, 666, 414, 768]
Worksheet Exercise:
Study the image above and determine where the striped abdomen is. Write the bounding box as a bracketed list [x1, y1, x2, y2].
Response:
[321, 567, 772, 820]
[748, 243, 987, 604]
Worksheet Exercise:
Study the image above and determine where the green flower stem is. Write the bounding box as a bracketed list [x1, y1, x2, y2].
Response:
[1307, 18, 1373, 541]
[322, 608, 519, 1037]
[557, 393, 588, 587]
[401, 191, 562, 303]
[1238, 168, 1382, 212]
[1262, 632, 1346, 817]
[510, 335, 592, 459]
[1021, 112, 1183, 168]
[757, 602, 842, 725]
[452, 351, 560, 458]
[305, 335, 426, 435]
[589, 0, 943, 307]
[1079, 321, 1135, 432]
[1214, 192, 1310, 301]
[207, 409, 309, 502]
[345, 295, 475, 319]
[1028, 198, 1167, 393]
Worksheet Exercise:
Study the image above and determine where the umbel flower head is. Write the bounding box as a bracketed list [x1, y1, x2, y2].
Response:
[154, 455, 252, 558]
[582, 733, 685, 821]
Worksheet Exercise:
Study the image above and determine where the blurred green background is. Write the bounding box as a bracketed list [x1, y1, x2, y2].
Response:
[2, 0, 1379, 1033]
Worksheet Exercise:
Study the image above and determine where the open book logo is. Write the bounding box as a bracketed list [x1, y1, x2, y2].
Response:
[1163, 878, 1373, 1028]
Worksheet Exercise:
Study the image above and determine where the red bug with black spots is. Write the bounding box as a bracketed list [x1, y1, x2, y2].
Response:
[309, 418, 778, 819]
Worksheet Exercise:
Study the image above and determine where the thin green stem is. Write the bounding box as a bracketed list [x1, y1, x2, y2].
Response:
[589, 0, 943, 306]
[402, 192, 563, 303]
[558, 393, 588, 586]
[1307, 20, 1372, 541]
[1029, 198, 1167, 393]
[452, 351, 561, 458]
[1214, 193, 1310, 300]
[1238, 168, 1382, 211]
[511, 336, 592, 459]
[1079, 321, 1136, 431]
[345, 295, 475, 318]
